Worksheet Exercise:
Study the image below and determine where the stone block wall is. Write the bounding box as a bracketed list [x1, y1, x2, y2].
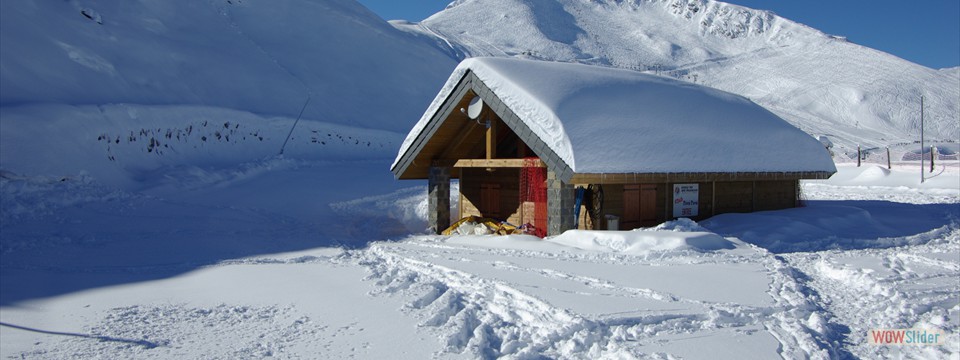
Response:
[428, 166, 451, 234]
[547, 170, 575, 236]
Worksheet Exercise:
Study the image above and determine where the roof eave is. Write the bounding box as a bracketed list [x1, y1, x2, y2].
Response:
[393, 70, 575, 181]
[568, 170, 835, 184]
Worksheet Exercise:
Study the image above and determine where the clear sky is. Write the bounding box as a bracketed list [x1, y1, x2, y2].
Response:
[356, 0, 959, 69]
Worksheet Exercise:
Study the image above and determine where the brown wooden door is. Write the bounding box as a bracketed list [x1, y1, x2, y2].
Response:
[639, 184, 656, 224]
[480, 183, 501, 219]
[623, 184, 657, 230]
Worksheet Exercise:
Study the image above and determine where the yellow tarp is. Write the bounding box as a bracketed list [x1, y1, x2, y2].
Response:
[442, 216, 521, 236]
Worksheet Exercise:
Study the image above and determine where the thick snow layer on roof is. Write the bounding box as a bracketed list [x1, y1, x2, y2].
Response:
[395, 57, 836, 174]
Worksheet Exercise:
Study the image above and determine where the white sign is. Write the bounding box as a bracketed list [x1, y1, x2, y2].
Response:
[673, 184, 699, 218]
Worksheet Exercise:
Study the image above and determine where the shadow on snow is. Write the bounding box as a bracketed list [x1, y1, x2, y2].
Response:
[0, 161, 425, 306]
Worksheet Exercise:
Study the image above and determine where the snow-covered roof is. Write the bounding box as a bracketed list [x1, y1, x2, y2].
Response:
[393, 57, 836, 180]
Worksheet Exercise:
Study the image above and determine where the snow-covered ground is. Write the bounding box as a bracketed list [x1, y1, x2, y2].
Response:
[2, 161, 957, 359]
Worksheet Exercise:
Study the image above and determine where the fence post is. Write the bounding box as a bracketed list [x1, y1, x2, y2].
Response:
[857, 145, 861, 167]
[886, 147, 891, 169]
[930, 146, 935, 173]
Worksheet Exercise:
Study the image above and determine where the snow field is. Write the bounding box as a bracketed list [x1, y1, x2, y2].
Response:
[2, 147, 958, 359]
[0, 104, 403, 188]
[1, 250, 447, 359]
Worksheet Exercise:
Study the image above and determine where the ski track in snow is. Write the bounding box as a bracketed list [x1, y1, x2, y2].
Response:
[349, 238, 846, 358]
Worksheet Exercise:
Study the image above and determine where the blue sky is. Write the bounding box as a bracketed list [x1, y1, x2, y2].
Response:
[356, 0, 959, 69]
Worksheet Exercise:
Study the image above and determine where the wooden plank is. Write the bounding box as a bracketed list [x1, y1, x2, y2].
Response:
[486, 117, 497, 160]
[570, 171, 834, 184]
[640, 184, 657, 224]
[453, 158, 545, 168]
[622, 184, 640, 230]
[458, 168, 464, 219]
[711, 181, 716, 217]
[480, 183, 501, 218]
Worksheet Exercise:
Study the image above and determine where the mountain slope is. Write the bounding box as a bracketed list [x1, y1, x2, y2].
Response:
[406, 0, 959, 156]
[0, 0, 457, 132]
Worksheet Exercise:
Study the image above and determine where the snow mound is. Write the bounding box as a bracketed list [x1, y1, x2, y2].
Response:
[643, 217, 711, 232]
[851, 165, 892, 182]
[548, 229, 735, 255]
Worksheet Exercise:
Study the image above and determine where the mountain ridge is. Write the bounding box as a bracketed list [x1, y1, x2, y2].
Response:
[0, 0, 458, 132]
[410, 0, 959, 156]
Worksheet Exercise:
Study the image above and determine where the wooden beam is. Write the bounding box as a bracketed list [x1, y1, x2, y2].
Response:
[569, 171, 834, 184]
[486, 117, 497, 160]
[453, 158, 545, 168]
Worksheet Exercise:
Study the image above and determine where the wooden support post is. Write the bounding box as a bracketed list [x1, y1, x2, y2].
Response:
[458, 168, 464, 220]
[486, 117, 497, 160]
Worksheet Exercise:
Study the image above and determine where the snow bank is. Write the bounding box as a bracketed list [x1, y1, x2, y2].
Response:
[549, 229, 735, 255]
[396, 57, 836, 175]
[703, 200, 959, 253]
[695, 164, 960, 254]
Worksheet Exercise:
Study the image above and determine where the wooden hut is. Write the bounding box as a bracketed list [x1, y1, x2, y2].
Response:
[391, 57, 836, 236]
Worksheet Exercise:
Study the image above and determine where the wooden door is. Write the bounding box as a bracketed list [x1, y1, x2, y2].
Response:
[639, 184, 656, 224]
[623, 184, 657, 230]
[480, 183, 501, 219]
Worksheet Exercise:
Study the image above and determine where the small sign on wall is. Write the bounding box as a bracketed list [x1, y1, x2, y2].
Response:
[673, 184, 699, 218]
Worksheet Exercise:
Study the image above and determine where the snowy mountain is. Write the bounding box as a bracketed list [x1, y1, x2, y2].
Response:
[0, 0, 457, 133]
[399, 0, 960, 157]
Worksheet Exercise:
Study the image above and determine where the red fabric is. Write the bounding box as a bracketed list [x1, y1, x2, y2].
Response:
[520, 157, 547, 238]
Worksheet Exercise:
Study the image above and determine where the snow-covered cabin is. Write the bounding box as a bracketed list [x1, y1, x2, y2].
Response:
[392, 57, 835, 235]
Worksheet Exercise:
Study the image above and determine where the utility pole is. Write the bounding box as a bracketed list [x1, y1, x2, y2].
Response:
[279, 95, 311, 156]
[920, 95, 924, 184]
